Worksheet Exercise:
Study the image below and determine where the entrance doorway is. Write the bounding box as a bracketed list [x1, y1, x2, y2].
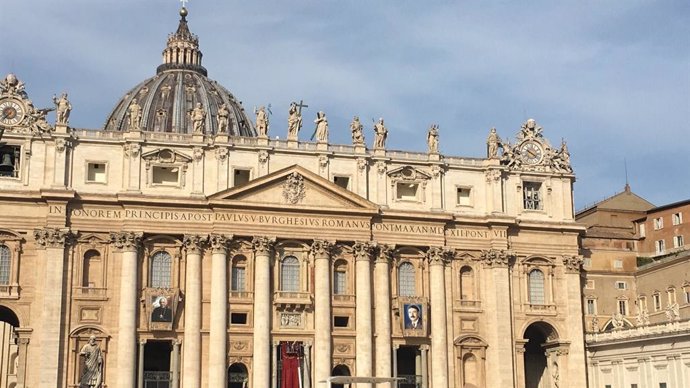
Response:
[0, 306, 19, 388]
[523, 322, 558, 388]
[228, 363, 248, 388]
[143, 341, 171, 388]
[396, 346, 421, 388]
[331, 365, 351, 388]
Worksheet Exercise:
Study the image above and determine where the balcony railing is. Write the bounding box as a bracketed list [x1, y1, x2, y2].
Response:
[455, 299, 482, 310]
[526, 303, 557, 314]
[333, 294, 355, 305]
[229, 291, 253, 300]
[73, 287, 107, 299]
[397, 374, 422, 388]
[0, 284, 20, 299]
[144, 371, 172, 388]
[274, 291, 312, 308]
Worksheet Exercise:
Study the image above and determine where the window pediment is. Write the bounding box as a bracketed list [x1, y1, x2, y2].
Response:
[387, 166, 432, 182]
[141, 148, 192, 164]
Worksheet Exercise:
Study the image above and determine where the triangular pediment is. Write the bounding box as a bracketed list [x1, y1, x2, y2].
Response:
[209, 165, 379, 213]
[141, 148, 192, 164]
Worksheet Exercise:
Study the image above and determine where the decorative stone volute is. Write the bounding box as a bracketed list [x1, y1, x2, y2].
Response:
[34, 227, 73, 248]
[310, 240, 334, 259]
[109, 231, 142, 252]
[183, 234, 208, 255]
[209, 234, 231, 254]
[251, 236, 275, 255]
[479, 249, 514, 267]
[352, 241, 374, 261]
[426, 246, 451, 266]
[562, 255, 584, 273]
[375, 244, 394, 264]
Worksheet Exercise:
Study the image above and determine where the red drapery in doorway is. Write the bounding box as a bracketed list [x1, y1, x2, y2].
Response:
[280, 342, 302, 388]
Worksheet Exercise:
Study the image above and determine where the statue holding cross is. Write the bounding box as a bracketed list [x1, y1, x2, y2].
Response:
[287, 100, 308, 140]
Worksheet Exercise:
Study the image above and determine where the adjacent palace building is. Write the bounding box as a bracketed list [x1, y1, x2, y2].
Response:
[0, 7, 588, 388]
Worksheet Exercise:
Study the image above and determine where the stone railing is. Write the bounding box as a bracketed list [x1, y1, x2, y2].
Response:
[397, 374, 422, 388]
[229, 291, 254, 300]
[586, 319, 690, 344]
[0, 284, 20, 299]
[455, 299, 482, 310]
[273, 291, 313, 308]
[333, 294, 356, 305]
[73, 287, 107, 299]
[525, 303, 557, 314]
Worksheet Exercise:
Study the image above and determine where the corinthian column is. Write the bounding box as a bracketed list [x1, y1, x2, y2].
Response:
[480, 249, 514, 388]
[208, 234, 230, 387]
[110, 231, 142, 388]
[353, 242, 374, 383]
[182, 234, 207, 388]
[427, 247, 450, 388]
[34, 227, 72, 388]
[311, 240, 334, 383]
[374, 245, 393, 385]
[252, 236, 275, 388]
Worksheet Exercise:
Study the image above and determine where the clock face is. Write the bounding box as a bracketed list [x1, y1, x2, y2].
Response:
[0, 99, 25, 127]
[520, 141, 543, 165]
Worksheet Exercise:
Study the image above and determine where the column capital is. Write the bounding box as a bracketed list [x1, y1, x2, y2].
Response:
[252, 236, 275, 254]
[310, 239, 334, 259]
[352, 241, 375, 261]
[209, 234, 232, 254]
[34, 227, 73, 249]
[109, 231, 142, 252]
[374, 244, 394, 264]
[562, 255, 584, 273]
[426, 246, 452, 266]
[183, 234, 208, 255]
[479, 249, 514, 268]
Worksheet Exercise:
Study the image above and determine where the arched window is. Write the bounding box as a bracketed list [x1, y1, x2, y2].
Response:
[281, 256, 300, 292]
[463, 353, 478, 387]
[150, 251, 172, 288]
[0, 245, 10, 285]
[528, 269, 545, 305]
[398, 262, 415, 297]
[82, 250, 102, 288]
[231, 255, 247, 292]
[333, 260, 348, 295]
[459, 266, 475, 300]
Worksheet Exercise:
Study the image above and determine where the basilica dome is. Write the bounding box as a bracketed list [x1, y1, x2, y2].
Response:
[104, 8, 255, 136]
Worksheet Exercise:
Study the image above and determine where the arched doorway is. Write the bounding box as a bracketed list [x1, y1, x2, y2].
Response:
[227, 363, 248, 388]
[523, 322, 558, 388]
[0, 306, 20, 388]
[331, 365, 351, 388]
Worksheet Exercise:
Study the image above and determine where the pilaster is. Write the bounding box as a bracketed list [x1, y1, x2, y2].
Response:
[374, 244, 393, 387]
[34, 227, 72, 388]
[426, 247, 450, 388]
[110, 231, 142, 388]
[353, 242, 375, 384]
[252, 236, 275, 388]
[182, 234, 208, 388]
[311, 239, 334, 384]
[209, 234, 231, 387]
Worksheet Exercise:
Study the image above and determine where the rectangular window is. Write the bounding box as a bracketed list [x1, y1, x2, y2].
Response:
[231, 267, 245, 291]
[613, 259, 623, 269]
[668, 289, 677, 305]
[333, 316, 349, 328]
[631, 384, 638, 388]
[654, 294, 661, 311]
[638, 296, 647, 312]
[230, 312, 248, 325]
[456, 187, 472, 206]
[655, 240, 665, 254]
[333, 271, 346, 295]
[654, 217, 663, 230]
[586, 299, 596, 315]
[0, 145, 21, 179]
[659, 383, 667, 388]
[152, 166, 180, 185]
[673, 235, 684, 248]
[333, 176, 350, 190]
[616, 281, 627, 290]
[396, 183, 419, 201]
[233, 169, 251, 187]
[86, 162, 107, 183]
[523, 182, 542, 210]
[685, 288, 690, 304]
[618, 300, 628, 315]
[672, 212, 683, 225]
[639, 223, 646, 237]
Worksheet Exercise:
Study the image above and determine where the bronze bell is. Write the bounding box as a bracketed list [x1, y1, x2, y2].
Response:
[0, 153, 14, 172]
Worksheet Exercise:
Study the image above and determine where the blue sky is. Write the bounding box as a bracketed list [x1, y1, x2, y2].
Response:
[1, 0, 688, 209]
